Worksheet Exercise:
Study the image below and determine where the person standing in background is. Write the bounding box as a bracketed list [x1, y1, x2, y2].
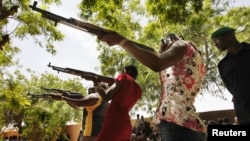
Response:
[211, 26, 250, 125]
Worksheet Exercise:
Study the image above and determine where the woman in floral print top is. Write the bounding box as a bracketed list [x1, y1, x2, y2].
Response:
[98, 32, 207, 141]
[156, 40, 206, 132]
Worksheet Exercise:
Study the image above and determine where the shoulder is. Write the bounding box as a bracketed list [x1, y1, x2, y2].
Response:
[172, 40, 188, 50]
[241, 42, 250, 49]
[116, 73, 131, 81]
[174, 40, 188, 47]
[168, 40, 188, 55]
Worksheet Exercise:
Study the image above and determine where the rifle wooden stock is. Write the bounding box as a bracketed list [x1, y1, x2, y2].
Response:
[29, 1, 155, 52]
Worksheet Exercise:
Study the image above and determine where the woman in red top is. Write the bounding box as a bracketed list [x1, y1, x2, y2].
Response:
[95, 65, 142, 141]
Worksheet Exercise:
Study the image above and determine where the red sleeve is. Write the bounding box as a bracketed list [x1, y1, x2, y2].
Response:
[115, 74, 125, 81]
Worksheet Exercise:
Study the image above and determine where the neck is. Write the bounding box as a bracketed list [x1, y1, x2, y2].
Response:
[228, 41, 242, 54]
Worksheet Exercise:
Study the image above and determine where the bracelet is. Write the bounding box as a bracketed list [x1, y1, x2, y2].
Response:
[118, 38, 128, 46]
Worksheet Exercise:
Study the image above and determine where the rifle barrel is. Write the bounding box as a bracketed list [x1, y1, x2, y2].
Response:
[29, 1, 155, 52]
[27, 93, 54, 98]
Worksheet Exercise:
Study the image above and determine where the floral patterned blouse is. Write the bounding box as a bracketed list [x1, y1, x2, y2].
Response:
[155, 41, 207, 133]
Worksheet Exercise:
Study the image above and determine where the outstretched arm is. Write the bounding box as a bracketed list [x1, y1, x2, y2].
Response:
[51, 93, 98, 108]
[98, 33, 187, 72]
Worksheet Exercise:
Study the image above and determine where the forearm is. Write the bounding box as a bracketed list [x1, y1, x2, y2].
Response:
[66, 94, 84, 99]
[99, 32, 162, 71]
[61, 96, 80, 108]
[120, 39, 161, 71]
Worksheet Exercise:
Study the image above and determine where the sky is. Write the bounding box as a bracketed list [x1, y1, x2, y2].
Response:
[7, 0, 250, 114]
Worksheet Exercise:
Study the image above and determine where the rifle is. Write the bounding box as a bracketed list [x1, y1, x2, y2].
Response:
[27, 92, 56, 99]
[48, 62, 114, 85]
[28, 87, 84, 99]
[27, 92, 82, 109]
[41, 87, 83, 99]
[29, 1, 155, 52]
